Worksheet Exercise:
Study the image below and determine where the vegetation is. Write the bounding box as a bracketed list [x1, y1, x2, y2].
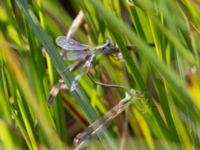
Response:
[0, 0, 200, 149]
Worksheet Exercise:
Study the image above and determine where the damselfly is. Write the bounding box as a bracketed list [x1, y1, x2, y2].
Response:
[56, 36, 118, 91]
[73, 89, 143, 150]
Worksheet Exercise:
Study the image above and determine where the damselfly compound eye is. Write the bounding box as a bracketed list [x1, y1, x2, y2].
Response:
[102, 40, 112, 52]
[105, 40, 111, 48]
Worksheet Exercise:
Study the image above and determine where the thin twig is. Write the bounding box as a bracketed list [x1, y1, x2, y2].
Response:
[66, 10, 85, 38]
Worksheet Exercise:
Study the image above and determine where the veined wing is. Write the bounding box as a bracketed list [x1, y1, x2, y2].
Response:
[63, 51, 92, 61]
[56, 36, 90, 51]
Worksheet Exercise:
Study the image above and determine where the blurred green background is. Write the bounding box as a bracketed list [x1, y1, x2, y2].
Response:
[0, 0, 200, 149]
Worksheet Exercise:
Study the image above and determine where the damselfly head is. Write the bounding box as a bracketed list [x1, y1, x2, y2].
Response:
[102, 40, 113, 53]
[105, 40, 112, 47]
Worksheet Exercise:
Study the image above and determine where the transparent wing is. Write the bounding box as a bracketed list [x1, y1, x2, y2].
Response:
[63, 51, 91, 61]
[56, 36, 90, 51]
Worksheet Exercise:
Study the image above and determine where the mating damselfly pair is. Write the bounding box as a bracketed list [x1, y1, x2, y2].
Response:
[47, 36, 124, 106]
[48, 36, 146, 149]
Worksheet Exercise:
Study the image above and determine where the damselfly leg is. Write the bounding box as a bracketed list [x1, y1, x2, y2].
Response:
[70, 53, 96, 91]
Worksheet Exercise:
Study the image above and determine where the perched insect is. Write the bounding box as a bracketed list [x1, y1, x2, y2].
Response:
[73, 89, 143, 150]
[56, 36, 118, 91]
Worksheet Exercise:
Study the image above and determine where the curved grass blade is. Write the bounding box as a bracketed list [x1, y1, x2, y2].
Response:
[15, 0, 100, 128]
